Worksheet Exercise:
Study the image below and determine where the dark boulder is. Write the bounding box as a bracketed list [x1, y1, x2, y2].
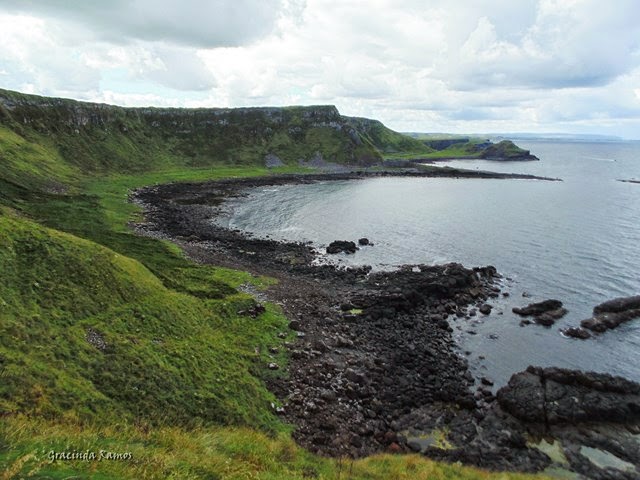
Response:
[479, 304, 492, 315]
[327, 240, 358, 254]
[288, 320, 302, 331]
[358, 237, 370, 246]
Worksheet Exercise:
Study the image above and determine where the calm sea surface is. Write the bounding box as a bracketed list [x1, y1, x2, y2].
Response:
[216, 140, 640, 386]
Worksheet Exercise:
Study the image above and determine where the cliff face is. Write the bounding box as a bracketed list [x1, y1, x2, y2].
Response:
[0, 89, 381, 188]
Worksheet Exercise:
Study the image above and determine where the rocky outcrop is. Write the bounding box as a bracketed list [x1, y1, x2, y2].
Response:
[581, 295, 640, 333]
[512, 299, 567, 326]
[497, 366, 640, 425]
[494, 367, 640, 479]
[326, 240, 358, 254]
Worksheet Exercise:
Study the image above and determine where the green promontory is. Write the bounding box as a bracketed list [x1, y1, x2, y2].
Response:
[480, 140, 538, 160]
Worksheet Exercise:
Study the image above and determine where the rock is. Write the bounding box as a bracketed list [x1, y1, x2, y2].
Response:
[437, 319, 450, 330]
[479, 304, 492, 315]
[268, 362, 280, 370]
[481, 377, 494, 386]
[535, 315, 554, 327]
[238, 303, 266, 317]
[289, 320, 302, 331]
[561, 327, 591, 339]
[358, 237, 370, 246]
[496, 369, 546, 423]
[86, 328, 108, 351]
[320, 389, 337, 402]
[407, 440, 422, 452]
[497, 366, 640, 425]
[581, 295, 640, 333]
[593, 295, 640, 315]
[387, 442, 402, 453]
[326, 240, 358, 254]
[535, 307, 568, 326]
[512, 299, 563, 317]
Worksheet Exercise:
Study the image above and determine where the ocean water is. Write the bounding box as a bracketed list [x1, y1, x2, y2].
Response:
[216, 140, 640, 386]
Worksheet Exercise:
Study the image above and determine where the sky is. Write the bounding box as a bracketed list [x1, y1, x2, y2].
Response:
[1, 0, 639, 138]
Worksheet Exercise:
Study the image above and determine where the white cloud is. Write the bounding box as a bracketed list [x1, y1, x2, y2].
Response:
[0, 1, 639, 137]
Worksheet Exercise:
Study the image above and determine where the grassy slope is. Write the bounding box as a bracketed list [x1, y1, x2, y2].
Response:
[0, 208, 289, 428]
[0, 90, 553, 479]
[343, 117, 434, 156]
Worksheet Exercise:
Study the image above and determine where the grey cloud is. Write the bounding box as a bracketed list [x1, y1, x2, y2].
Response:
[0, 0, 284, 47]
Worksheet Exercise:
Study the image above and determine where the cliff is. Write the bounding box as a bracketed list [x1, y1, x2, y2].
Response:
[0, 88, 382, 189]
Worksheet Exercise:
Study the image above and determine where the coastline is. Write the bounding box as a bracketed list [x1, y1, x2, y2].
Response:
[132, 170, 640, 478]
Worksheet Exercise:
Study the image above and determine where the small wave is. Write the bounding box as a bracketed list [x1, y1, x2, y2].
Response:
[584, 156, 616, 162]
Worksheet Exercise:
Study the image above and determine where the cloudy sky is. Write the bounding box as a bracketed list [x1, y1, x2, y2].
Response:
[1, 0, 639, 138]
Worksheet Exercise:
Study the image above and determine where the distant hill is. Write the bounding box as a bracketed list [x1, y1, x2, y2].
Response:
[343, 117, 433, 155]
[402, 132, 537, 160]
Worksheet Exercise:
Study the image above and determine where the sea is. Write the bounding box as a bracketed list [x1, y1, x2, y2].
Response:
[215, 140, 640, 387]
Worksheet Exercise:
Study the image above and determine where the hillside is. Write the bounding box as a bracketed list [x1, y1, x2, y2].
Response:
[343, 116, 434, 155]
[0, 88, 383, 190]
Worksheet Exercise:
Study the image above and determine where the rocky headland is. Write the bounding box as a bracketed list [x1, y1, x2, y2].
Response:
[132, 172, 640, 479]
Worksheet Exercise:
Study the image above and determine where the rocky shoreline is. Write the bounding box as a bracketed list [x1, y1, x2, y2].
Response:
[132, 171, 640, 479]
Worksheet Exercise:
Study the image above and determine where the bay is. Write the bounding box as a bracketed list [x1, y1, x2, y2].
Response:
[216, 140, 640, 386]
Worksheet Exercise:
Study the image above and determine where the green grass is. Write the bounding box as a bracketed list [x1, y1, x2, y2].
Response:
[0, 209, 291, 431]
[0, 416, 554, 480]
